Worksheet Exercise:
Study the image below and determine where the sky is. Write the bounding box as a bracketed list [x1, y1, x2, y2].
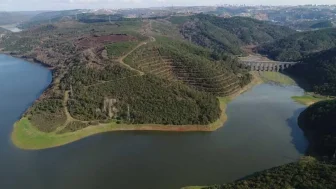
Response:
[0, 0, 335, 11]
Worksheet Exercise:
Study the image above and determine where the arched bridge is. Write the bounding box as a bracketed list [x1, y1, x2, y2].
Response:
[240, 61, 298, 72]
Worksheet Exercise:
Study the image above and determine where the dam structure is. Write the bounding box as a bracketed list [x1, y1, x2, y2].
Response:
[240, 60, 298, 72]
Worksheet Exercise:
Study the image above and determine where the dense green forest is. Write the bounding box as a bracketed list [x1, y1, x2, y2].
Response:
[288, 47, 336, 95]
[65, 65, 221, 125]
[258, 28, 336, 61]
[177, 14, 296, 55]
[26, 99, 66, 132]
[202, 157, 336, 189]
[298, 100, 336, 158]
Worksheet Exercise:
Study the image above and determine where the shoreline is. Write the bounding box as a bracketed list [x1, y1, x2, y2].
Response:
[291, 95, 332, 106]
[11, 73, 262, 150]
[11, 97, 229, 150]
[251, 71, 330, 106]
[0, 52, 55, 70]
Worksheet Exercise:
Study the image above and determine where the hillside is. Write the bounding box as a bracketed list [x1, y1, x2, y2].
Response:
[0, 18, 251, 143]
[298, 100, 336, 157]
[191, 157, 336, 189]
[258, 28, 336, 61]
[19, 10, 130, 29]
[288, 47, 336, 95]
[0, 27, 11, 42]
[310, 20, 334, 29]
[0, 11, 42, 25]
[19, 10, 83, 28]
[175, 14, 296, 55]
[124, 36, 251, 96]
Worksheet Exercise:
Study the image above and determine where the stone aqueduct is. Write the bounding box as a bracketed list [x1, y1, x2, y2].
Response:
[240, 61, 298, 72]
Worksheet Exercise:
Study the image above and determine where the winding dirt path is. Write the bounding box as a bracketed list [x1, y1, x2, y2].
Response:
[116, 20, 156, 76]
[117, 42, 147, 76]
[62, 91, 75, 123]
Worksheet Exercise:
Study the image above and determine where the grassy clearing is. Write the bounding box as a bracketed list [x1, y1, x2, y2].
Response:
[257, 71, 296, 85]
[56, 121, 89, 134]
[291, 95, 332, 106]
[106, 41, 139, 59]
[11, 97, 229, 150]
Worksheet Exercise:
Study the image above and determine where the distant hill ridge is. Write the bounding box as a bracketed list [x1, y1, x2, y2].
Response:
[175, 14, 296, 55]
[288, 47, 336, 95]
[258, 28, 336, 61]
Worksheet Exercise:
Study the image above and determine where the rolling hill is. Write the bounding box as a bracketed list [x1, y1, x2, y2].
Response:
[189, 157, 336, 189]
[175, 14, 296, 55]
[258, 28, 336, 61]
[124, 36, 250, 96]
[288, 47, 336, 95]
[298, 100, 336, 157]
[0, 11, 43, 25]
[0, 17, 251, 135]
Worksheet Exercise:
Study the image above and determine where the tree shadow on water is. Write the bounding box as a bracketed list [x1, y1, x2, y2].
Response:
[286, 108, 309, 154]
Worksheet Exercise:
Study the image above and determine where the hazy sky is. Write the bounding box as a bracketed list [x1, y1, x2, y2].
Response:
[0, 0, 335, 11]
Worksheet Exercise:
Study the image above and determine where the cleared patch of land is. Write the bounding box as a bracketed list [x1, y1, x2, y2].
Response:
[106, 41, 139, 59]
[239, 54, 274, 62]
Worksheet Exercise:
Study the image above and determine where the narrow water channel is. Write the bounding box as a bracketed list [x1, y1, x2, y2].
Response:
[0, 55, 308, 189]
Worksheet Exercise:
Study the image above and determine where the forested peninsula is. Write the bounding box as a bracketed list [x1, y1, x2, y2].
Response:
[1, 14, 286, 149]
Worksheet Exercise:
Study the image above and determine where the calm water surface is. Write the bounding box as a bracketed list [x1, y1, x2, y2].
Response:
[0, 25, 22, 32]
[0, 54, 308, 189]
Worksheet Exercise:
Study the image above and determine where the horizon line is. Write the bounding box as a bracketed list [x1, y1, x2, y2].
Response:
[1, 3, 336, 12]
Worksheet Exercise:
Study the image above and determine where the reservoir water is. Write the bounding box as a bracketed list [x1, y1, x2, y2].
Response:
[0, 24, 22, 32]
[0, 54, 308, 189]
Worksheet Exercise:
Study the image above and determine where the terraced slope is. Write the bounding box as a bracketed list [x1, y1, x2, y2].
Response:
[124, 38, 246, 96]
